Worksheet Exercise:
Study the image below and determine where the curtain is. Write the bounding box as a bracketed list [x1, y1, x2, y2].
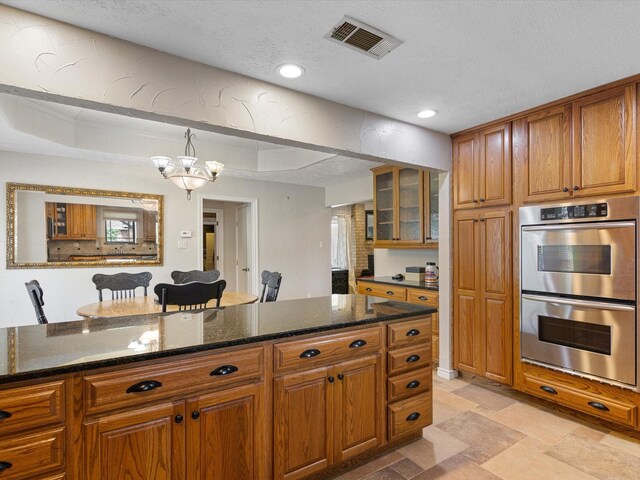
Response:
[332, 214, 356, 293]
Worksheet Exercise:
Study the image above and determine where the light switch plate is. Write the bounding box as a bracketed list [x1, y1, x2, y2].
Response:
[180, 230, 192, 238]
[178, 240, 188, 249]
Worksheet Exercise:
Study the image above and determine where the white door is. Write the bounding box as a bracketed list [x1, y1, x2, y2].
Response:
[236, 204, 250, 291]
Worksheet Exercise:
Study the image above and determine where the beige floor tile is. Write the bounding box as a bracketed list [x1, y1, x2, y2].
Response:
[479, 401, 581, 444]
[482, 441, 600, 480]
[431, 375, 470, 392]
[601, 431, 640, 459]
[432, 389, 478, 424]
[547, 432, 640, 480]
[452, 384, 517, 412]
[412, 454, 501, 480]
[436, 411, 526, 464]
[389, 458, 425, 479]
[335, 451, 405, 480]
[398, 427, 469, 470]
[573, 425, 608, 442]
[516, 435, 554, 452]
[361, 467, 406, 480]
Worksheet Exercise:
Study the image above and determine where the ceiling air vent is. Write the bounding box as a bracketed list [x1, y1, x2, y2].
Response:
[324, 16, 402, 59]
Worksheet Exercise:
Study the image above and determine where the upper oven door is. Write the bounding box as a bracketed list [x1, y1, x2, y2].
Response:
[521, 221, 636, 300]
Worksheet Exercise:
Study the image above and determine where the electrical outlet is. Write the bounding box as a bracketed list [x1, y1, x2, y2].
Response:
[178, 240, 188, 249]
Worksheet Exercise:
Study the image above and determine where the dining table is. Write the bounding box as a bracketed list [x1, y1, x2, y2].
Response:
[76, 291, 259, 319]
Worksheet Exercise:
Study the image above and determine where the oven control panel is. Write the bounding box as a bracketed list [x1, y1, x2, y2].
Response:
[540, 203, 608, 221]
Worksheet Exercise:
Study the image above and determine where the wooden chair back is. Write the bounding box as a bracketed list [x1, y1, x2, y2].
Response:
[171, 269, 220, 284]
[153, 280, 227, 312]
[92, 272, 152, 301]
[25, 280, 48, 324]
[259, 270, 282, 302]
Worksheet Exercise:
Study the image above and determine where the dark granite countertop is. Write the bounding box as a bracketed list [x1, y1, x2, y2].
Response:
[357, 276, 439, 291]
[0, 295, 435, 385]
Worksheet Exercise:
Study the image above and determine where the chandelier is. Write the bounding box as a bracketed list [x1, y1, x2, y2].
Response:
[151, 128, 224, 200]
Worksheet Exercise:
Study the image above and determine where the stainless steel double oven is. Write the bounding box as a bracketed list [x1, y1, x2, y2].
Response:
[520, 197, 638, 390]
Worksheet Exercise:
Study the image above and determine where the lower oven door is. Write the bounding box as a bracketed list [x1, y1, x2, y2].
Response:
[521, 294, 636, 387]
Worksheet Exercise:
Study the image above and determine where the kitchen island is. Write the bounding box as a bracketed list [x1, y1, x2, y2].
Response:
[0, 294, 435, 480]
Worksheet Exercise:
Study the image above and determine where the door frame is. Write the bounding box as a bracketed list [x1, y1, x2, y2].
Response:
[198, 194, 259, 295]
[202, 207, 224, 276]
[235, 203, 250, 292]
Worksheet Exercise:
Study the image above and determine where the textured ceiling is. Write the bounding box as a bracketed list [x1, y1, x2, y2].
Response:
[4, 0, 640, 134]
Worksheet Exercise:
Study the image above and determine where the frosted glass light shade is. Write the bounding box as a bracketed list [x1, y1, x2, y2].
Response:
[177, 156, 197, 173]
[151, 156, 171, 172]
[205, 161, 224, 177]
[169, 173, 209, 192]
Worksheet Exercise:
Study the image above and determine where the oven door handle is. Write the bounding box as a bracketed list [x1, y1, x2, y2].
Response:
[522, 221, 635, 232]
[521, 294, 636, 312]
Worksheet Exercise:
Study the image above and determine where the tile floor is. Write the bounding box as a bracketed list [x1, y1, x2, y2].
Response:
[334, 374, 640, 480]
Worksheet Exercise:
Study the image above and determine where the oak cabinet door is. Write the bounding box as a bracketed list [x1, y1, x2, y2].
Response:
[187, 383, 263, 480]
[396, 168, 424, 244]
[573, 84, 636, 196]
[453, 211, 481, 374]
[519, 105, 572, 202]
[479, 123, 511, 207]
[480, 210, 512, 385]
[84, 401, 186, 480]
[274, 367, 333, 480]
[334, 355, 383, 463]
[453, 133, 479, 209]
[373, 166, 396, 246]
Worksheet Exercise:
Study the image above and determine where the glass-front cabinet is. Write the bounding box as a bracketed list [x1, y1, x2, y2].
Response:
[373, 166, 424, 247]
[373, 166, 439, 248]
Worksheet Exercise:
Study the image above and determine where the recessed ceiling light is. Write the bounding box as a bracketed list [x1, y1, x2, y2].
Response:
[278, 64, 305, 79]
[417, 109, 438, 119]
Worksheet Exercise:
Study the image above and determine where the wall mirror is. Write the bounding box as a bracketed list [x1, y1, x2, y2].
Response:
[7, 183, 163, 268]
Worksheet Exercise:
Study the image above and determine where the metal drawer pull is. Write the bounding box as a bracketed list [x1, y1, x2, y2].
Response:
[406, 412, 421, 422]
[406, 329, 421, 337]
[126, 380, 163, 393]
[418, 296, 428, 301]
[174, 415, 184, 424]
[540, 385, 558, 395]
[386, 291, 395, 296]
[406, 380, 421, 389]
[588, 401, 610, 412]
[210, 365, 239, 376]
[406, 354, 421, 363]
[349, 339, 367, 348]
[192, 411, 200, 420]
[300, 348, 321, 358]
[365, 287, 372, 292]
[0, 411, 12, 421]
[328, 376, 335, 383]
[0, 462, 12, 471]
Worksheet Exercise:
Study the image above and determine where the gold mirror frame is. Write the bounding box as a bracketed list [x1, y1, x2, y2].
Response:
[6, 183, 164, 269]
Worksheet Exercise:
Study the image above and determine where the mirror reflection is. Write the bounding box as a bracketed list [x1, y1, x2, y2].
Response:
[8, 183, 162, 268]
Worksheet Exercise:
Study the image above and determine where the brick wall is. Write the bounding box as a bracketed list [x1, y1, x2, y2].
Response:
[351, 204, 374, 277]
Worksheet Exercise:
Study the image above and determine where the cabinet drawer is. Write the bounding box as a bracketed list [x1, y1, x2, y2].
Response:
[0, 427, 65, 480]
[407, 289, 439, 307]
[387, 367, 432, 403]
[387, 317, 431, 349]
[0, 381, 65, 435]
[388, 393, 432, 440]
[522, 374, 637, 427]
[84, 347, 263, 414]
[388, 344, 431, 376]
[274, 326, 382, 373]
[358, 282, 407, 301]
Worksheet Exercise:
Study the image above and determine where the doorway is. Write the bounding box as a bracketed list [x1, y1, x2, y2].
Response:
[199, 195, 259, 295]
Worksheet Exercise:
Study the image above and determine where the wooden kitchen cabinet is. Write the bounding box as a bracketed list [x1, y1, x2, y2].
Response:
[373, 166, 425, 247]
[453, 207, 512, 385]
[68, 203, 97, 240]
[143, 209, 157, 242]
[572, 84, 636, 197]
[46, 202, 69, 239]
[453, 123, 511, 210]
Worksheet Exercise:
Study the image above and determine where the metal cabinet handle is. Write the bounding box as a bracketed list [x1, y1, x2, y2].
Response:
[349, 339, 367, 348]
[191, 411, 200, 420]
[174, 415, 184, 424]
[540, 385, 558, 395]
[473, 199, 478, 203]
[573, 185, 580, 191]
[386, 291, 395, 296]
[406, 354, 421, 363]
[406, 329, 420, 337]
[328, 376, 335, 383]
[406, 412, 421, 421]
[562, 187, 569, 192]
[588, 401, 610, 412]
[210, 365, 239, 376]
[418, 296, 428, 301]
[480, 198, 485, 202]
[126, 380, 162, 393]
[406, 380, 421, 389]
[338, 373, 344, 381]
[0, 411, 12, 421]
[365, 288, 372, 292]
[0, 462, 12, 471]
[299, 348, 321, 359]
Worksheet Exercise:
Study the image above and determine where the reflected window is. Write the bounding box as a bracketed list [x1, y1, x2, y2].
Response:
[105, 219, 137, 243]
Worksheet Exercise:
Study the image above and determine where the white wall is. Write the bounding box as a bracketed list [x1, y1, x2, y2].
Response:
[16, 189, 46, 262]
[325, 176, 373, 207]
[2, 151, 331, 327]
[373, 249, 439, 277]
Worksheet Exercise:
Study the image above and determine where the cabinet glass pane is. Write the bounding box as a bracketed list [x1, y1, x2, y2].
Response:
[376, 172, 394, 240]
[429, 173, 439, 240]
[398, 168, 420, 241]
